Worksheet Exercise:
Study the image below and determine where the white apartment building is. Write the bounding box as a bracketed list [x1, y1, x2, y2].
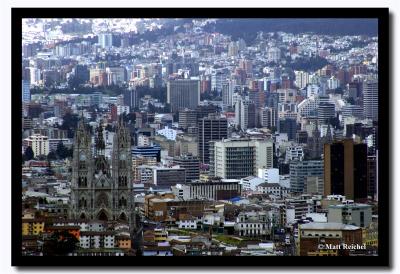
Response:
[210, 138, 273, 179]
[23, 134, 49, 157]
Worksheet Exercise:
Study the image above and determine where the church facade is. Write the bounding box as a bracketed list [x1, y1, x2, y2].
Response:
[70, 118, 135, 230]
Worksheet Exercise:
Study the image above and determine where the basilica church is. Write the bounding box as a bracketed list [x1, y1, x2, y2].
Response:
[70, 117, 135, 230]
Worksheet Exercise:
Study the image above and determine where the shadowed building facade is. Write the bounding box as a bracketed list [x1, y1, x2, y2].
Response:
[70, 118, 135, 231]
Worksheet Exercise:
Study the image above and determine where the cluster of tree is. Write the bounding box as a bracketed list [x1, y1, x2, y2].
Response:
[203, 19, 377, 43]
[290, 56, 329, 72]
[59, 113, 80, 138]
[136, 86, 167, 103]
[47, 142, 73, 161]
[42, 231, 79, 256]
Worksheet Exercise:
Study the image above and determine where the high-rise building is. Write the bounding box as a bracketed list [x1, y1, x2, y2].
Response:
[290, 160, 323, 193]
[324, 139, 368, 201]
[209, 138, 273, 179]
[222, 81, 234, 107]
[198, 114, 228, 164]
[23, 134, 49, 157]
[22, 80, 31, 103]
[228, 41, 239, 57]
[235, 99, 257, 130]
[259, 107, 277, 129]
[341, 105, 364, 120]
[294, 70, 309, 89]
[318, 103, 336, 124]
[363, 80, 378, 122]
[167, 79, 200, 112]
[279, 118, 297, 141]
[98, 33, 113, 49]
[173, 154, 200, 183]
[178, 109, 198, 130]
[211, 71, 226, 94]
[123, 89, 139, 110]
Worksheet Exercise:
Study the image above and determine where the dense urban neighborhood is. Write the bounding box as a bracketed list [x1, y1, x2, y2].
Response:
[21, 18, 379, 256]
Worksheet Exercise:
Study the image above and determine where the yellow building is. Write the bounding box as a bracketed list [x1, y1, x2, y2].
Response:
[363, 225, 378, 247]
[154, 228, 168, 242]
[22, 219, 45, 236]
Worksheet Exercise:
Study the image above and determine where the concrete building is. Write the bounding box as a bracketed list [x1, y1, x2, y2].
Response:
[256, 183, 288, 198]
[363, 80, 378, 122]
[179, 109, 198, 130]
[324, 139, 368, 201]
[259, 107, 277, 129]
[167, 79, 200, 112]
[289, 160, 323, 193]
[298, 222, 363, 256]
[257, 168, 279, 184]
[235, 99, 257, 130]
[235, 211, 270, 237]
[98, 33, 113, 49]
[305, 176, 324, 195]
[152, 167, 186, 189]
[172, 154, 200, 183]
[172, 178, 241, 200]
[22, 80, 31, 103]
[327, 203, 372, 228]
[198, 114, 228, 164]
[23, 134, 49, 157]
[318, 103, 336, 124]
[285, 146, 305, 163]
[209, 138, 273, 179]
[240, 176, 265, 191]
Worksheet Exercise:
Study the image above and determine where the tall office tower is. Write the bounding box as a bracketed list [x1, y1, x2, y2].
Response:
[294, 70, 309, 89]
[341, 105, 364, 120]
[196, 104, 219, 120]
[228, 41, 239, 57]
[173, 154, 200, 183]
[167, 79, 200, 112]
[324, 139, 368, 201]
[363, 80, 378, 122]
[198, 114, 228, 164]
[279, 118, 297, 141]
[235, 99, 257, 130]
[98, 33, 113, 49]
[22, 80, 31, 103]
[179, 109, 198, 130]
[267, 47, 281, 63]
[290, 160, 323, 193]
[259, 107, 277, 129]
[248, 90, 264, 109]
[318, 102, 336, 124]
[239, 59, 253, 75]
[211, 71, 227, 95]
[222, 81, 234, 107]
[367, 155, 377, 200]
[123, 88, 139, 110]
[70, 119, 135, 230]
[209, 138, 273, 179]
[73, 64, 90, 84]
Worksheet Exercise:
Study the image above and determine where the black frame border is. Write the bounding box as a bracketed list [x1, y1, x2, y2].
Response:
[11, 7, 390, 267]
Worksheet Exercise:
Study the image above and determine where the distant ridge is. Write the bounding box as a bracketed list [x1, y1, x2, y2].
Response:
[203, 18, 378, 42]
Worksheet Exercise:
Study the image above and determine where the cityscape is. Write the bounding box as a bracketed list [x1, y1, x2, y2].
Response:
[20, 18, 379, 257]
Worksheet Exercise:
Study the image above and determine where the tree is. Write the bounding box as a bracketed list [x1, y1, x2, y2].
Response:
[60, 113, 79, 138]
[24, 146, 34, 161]
[56, 142, 69, 159]
[42, 231, 79, 256]
[47, 151, 58, 161]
